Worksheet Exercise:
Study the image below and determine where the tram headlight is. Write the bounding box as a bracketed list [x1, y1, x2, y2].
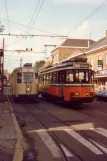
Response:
[76, 92, 80, 96]
[86, 92, 89, 96]
[27, 88, 30, 91]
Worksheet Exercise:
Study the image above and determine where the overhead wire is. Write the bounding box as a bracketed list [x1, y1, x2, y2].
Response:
[24, 0, 41, 37]
[0, 16, 60, 35]
[28, 0, 45, 34]
[76, 0, 107, 29]
[1, 20, 26, 32]
[4, 0, 10, 33]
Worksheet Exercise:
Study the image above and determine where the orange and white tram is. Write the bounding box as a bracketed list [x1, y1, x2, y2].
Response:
[38, 58, 94, 106]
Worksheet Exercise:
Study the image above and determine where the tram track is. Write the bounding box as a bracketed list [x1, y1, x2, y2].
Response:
[9, 96, 80, 161]
[9, 95, 107, 160]
[79, 105, 107, 122]
[21, 98, 107, 160]
[27, 110, 82, 161]
[20, 103, 84, 161]
[32, 101, 107, 156]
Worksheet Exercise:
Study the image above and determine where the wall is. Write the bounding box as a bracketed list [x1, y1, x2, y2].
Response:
[52, 47, 86, 64]
[51, 48, 60, 64]
[86, 47, 107, 71]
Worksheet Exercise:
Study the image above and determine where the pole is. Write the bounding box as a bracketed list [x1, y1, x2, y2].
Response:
[20, 58, 23, 67]
[1, 38, 4, 94]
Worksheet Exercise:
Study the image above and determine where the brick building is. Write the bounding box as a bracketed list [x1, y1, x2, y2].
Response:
[51, 38, 95, 65]
[68, 31, 107, 88]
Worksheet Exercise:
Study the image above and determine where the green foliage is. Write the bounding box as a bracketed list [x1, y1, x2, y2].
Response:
[35, 60, 45, 69]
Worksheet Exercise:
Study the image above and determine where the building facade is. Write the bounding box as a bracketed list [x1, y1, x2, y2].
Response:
[51, 38, 95, 65]
[68, 31, 107, 89]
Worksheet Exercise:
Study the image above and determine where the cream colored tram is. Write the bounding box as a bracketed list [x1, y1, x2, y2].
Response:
[10, 64, 38, 100]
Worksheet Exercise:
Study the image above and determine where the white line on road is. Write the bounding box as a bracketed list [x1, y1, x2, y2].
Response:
[90, 128, 107, 138]
[65, 129, 103, 155]
[89, 139, 107, 154]
[60, 144, 73, 157]
[37, 130, 61, 158]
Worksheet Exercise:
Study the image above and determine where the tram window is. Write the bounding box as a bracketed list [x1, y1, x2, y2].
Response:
[50, 73, 52, 84]
[75, 70, 89, 83]
[35, 73, 38, 79]
[44, 74, 48, 84]
[23, 73, 33, 83]
[66, 70, 74, 83]
[17, 73, 22, 83]
[48, 73, 51, 84]
[53, 72, 57, 84]
[59, 71, 65, 84]
[56, 72, 58, 84]
[47, 74, 49, 84]
[42, 75, 44, 84]
[46, 74, 49, 84]
[43, 75, 46, 84]
[39, 75, 41, 83]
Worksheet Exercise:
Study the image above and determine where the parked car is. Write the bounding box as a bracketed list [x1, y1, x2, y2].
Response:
[96, 90, 107, 101]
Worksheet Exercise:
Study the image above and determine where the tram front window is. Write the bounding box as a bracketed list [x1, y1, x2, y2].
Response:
[23, 73, 33, 83]
[17, 73, 22, 83]
[75, 70, 89, 83]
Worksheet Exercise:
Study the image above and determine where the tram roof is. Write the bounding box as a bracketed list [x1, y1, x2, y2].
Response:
[39, 61, 90, 74]
[11, 66, 37, 74]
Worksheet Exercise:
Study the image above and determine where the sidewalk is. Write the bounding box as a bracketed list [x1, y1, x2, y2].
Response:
[0, 94, 17, 161]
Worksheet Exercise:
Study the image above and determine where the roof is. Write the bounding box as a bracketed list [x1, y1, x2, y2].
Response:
[85, 37, 107, 53]
[51, 38, 95, 53]
[67, 37, 107, 59]
[60, 38, 95, 47]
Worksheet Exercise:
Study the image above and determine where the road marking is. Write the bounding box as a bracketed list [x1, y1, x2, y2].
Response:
[37, 130, 61, 158]
[65, 129, 103, 155]
[90, 128, 107, 138]
[60, 144, 73, 157]
[90, 139, 107, 154]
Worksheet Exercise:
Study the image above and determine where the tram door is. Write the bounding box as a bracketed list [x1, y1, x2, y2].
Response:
[59, 71, 65, 97]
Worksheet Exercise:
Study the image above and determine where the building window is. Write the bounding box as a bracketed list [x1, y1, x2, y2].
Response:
[90, 57, 94, 70]
[105, 53, 107, 64]
[53, 54, 59, 64]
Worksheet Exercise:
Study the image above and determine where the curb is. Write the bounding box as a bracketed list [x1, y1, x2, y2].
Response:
[7, 96, 24, 161]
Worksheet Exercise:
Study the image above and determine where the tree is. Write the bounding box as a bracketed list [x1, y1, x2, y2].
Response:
[35, 60, 45, 69]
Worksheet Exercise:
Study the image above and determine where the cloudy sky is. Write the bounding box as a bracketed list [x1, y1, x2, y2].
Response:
[0, 0, 107, 72]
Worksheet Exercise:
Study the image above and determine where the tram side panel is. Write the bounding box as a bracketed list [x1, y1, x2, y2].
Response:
[39, 83, 61, 98]
[64, 85, 94, 102]
[39, 84, 94, 103]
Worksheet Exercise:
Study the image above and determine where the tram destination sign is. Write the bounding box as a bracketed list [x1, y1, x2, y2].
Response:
[74, 63, 89, 68]
[80, 64, 89, 68]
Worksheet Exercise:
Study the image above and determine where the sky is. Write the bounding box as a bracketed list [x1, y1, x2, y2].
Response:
[0, 0, 107, 72]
